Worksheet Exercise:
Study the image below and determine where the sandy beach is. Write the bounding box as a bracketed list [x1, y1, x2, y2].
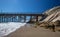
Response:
[4, 23, 60, 37]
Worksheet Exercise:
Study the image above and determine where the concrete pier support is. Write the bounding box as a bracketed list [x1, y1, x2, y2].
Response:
[30, 16, 32, 22]
[2, 16, 3, 22]
[0, 16, 1, 22]
[3, 16, 4, 22]
[18, 16, 22, 22]
[36, 16, 38, 22]
[1, 16, 3, 22]
[4, 16, 6, 22]
[19, 16, 21, 22]
[11, 16, 13, 22]
[2, 16, 5, 22]
[24, 16, 26, 22]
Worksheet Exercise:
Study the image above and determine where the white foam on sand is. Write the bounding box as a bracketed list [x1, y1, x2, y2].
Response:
[0, 22, 26, 37]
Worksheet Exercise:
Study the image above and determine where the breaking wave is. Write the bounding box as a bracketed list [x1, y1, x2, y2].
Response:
[0, 22, 26, 37]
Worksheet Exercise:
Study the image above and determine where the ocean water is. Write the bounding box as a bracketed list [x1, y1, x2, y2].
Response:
[0, 16, 34, 37]
[0, 22, 26, 37]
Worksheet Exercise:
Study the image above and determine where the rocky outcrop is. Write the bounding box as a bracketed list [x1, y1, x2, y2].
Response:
[42, 6, 60, 22]
[39, 6, 60, 27]
[43, 6, 60, 15]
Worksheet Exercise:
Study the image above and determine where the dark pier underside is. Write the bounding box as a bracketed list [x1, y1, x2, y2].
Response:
[0, 13, 45, 23]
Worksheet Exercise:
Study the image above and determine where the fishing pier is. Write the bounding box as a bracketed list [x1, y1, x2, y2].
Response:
[0, 13, 45, 23]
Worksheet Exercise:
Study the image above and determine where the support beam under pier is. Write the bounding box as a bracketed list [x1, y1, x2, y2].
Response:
[24, 16, 26, 22]
[36, 16, 38, 22]
[30, 16, 32, 22]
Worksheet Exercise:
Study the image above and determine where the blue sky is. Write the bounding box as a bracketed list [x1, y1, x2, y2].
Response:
[0, 0, 60, 14]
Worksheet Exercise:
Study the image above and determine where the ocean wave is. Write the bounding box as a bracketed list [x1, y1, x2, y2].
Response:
[0, 22, 26, 37]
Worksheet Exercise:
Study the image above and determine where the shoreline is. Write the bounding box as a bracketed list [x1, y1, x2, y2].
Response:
[4, 23, 60, 37]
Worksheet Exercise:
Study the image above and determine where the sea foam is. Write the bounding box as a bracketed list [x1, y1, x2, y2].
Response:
[0, 22, 26, 37]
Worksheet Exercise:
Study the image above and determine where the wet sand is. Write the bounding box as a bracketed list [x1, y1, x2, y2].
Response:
[5, 24, 60, 37]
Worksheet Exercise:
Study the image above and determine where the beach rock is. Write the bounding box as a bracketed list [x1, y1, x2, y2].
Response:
[42, 6, 60, 22]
